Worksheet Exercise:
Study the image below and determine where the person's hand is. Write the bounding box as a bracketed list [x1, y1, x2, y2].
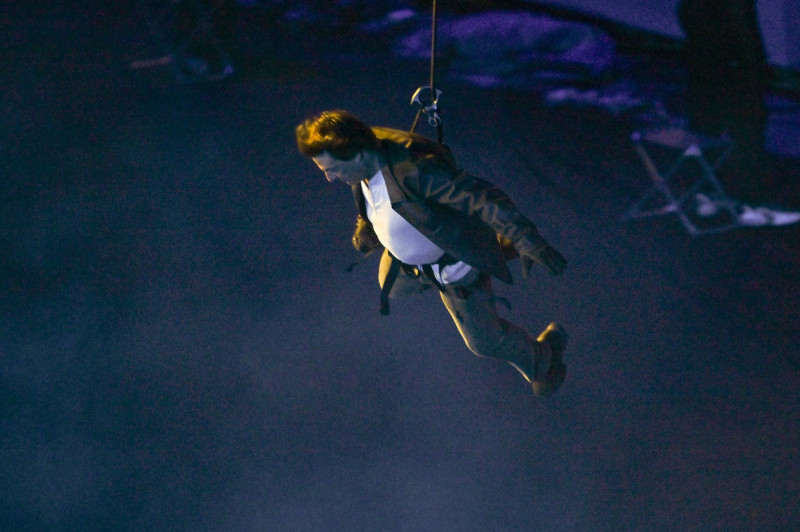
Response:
[518, 242, 567, 277]
[352, 215, 381, 253]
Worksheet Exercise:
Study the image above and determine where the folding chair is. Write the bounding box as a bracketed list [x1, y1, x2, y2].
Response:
[621, 126, 746, 236]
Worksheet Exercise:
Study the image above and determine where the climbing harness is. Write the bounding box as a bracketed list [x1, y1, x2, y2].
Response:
[374, 1, 460, 313]
[346, 0, 446, 276]
[362, 1, 516, 315]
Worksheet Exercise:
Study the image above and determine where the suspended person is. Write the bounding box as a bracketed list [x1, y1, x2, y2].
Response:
[295, 110, 569, 397]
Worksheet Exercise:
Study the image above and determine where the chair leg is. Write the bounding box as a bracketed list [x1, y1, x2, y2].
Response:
[622, 134, 746, 236]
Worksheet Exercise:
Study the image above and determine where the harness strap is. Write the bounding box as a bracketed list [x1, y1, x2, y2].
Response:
[379, 253, 402, 315]
[379, 252, 458, 315]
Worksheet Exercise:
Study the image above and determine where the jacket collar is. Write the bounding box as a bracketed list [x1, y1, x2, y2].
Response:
[377, 139, 412, 204]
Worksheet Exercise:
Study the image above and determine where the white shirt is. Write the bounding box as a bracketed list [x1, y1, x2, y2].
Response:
[362, 170, 472, 285]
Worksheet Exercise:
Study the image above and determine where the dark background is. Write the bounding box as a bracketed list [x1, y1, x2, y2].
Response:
[2, 2, 799, 530]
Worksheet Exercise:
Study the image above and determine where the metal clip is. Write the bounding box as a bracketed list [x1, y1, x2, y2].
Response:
[411, 86, 443, 128]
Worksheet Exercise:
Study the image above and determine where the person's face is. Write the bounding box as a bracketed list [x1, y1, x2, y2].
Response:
[312, 151, 373, 186]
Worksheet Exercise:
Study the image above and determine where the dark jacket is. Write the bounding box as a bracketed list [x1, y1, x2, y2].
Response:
[352, 127, 550, 284]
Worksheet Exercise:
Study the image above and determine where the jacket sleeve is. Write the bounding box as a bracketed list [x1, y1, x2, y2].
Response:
[404, 159, 552, 254]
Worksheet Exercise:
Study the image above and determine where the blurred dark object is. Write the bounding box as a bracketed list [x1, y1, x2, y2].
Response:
[174, 0, 238, 79]
[677, 0, 770, 203]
